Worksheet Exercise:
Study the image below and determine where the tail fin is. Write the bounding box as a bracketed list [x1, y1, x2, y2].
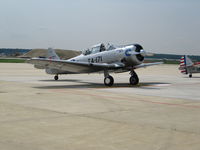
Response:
[47, 48, 60, 60]
[179, 55, 193, 74]
[185, 55, 193, 66]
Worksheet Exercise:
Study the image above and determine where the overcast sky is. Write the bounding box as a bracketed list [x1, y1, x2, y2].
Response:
[0, 0, 200, 54]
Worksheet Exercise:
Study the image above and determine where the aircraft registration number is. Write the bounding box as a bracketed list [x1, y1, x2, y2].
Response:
[88, 56, 103, 63]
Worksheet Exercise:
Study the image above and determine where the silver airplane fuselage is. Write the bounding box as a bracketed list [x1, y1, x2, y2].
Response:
[69, 45, 143, 68]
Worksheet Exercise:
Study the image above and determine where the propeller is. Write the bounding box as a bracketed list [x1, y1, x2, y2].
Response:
[134, 44, 144, 61]
[125, 44, 155, 62]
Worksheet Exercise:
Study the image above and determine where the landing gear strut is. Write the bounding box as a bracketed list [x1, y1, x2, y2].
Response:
[129, 69, 139, 85]
[54, 75, 59, 80]
[103, 70, 139, 86]
[104, 70, 114, 86]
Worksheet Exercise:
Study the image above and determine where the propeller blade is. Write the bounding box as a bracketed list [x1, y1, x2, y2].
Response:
[126, 49, 154, 57]
[129, 50, 146, 56]
[144, 52, 155, 56]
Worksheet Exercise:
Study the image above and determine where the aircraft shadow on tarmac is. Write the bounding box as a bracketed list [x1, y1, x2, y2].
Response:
[34, 79, 170, 89]
[183, 76, 200, 78]
[40, 79, 81, 82]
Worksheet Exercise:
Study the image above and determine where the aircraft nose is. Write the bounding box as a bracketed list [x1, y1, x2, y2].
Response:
[134, 45, 145, 61]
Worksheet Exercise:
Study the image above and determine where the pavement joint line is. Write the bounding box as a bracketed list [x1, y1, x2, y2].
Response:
[2, 98, 200, 135]
[80, 89, 200, 107]
[49, 88, 200, 109]
[1, 103, 199, 136]
[0, 102, 135, 125]
[0, 101, 134, 124]
[80, 113, 200, 136]
[90, 88, 200, 103]
[3, 100, 193, 135]
[0, 101, 72, 115]
[6, 98, 195, 136]
[0, 115, 69, 124]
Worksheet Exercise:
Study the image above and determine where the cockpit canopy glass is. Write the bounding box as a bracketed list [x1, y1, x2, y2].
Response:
[82, 43, 106, 55]
[82, 43, 117, 55]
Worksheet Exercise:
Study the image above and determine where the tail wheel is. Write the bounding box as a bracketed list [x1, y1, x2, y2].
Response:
[54, 75, 59, 80]
[130, 74, 139, 85]
[104, 76, 114, 86]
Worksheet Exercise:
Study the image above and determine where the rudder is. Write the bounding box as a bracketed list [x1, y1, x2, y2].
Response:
[179, 55, 193, 74]
[179, 55, 188, 74]
[47, 48, 60, 60]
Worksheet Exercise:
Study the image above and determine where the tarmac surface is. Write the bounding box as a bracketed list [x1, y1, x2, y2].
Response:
[0, 63, 200, 150]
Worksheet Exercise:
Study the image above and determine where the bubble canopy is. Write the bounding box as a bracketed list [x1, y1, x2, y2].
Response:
[82, 43, 106, 55]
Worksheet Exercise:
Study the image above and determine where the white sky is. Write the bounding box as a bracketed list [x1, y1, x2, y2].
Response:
[0, 0, 200, 55]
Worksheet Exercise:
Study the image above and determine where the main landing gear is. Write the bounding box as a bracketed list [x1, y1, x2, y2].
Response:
[54, 74, 59, 80]
[104, 70, 114, 86]
[103, 69, 139, 86]
[189, 74, 192, 78]
[129, 70, 139, 85]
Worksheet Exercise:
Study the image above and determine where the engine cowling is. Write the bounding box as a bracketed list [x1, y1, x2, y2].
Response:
[123, 44, 145, 66]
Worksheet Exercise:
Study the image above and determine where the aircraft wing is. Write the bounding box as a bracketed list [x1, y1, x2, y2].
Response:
[27, 58, 125, 73]
[134, 62, 163, 69]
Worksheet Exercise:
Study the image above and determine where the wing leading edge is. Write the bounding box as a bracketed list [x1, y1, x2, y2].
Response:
[27, 58, 125, 73]
[134, 62, 163, 69]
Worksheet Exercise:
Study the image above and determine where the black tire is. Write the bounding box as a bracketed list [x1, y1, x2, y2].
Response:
[189, 74, 192, 78]
[104, 76, 114, 86]
[54, 75, 59, 80]
[130, 74, 139, 85]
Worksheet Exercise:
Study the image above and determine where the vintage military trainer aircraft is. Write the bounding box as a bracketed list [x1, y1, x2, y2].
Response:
[28, 43, 162, 86]
[179, 55, 200, 78]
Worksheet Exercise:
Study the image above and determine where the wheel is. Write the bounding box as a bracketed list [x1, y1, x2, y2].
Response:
[189, 74, 192, 78]
[104, 76, 114, 86]
[129, 74, 139, 85]
[54, 75, 59, 80]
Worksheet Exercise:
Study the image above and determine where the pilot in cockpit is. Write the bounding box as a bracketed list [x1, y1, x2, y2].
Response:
[99, 43, 106, 52]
